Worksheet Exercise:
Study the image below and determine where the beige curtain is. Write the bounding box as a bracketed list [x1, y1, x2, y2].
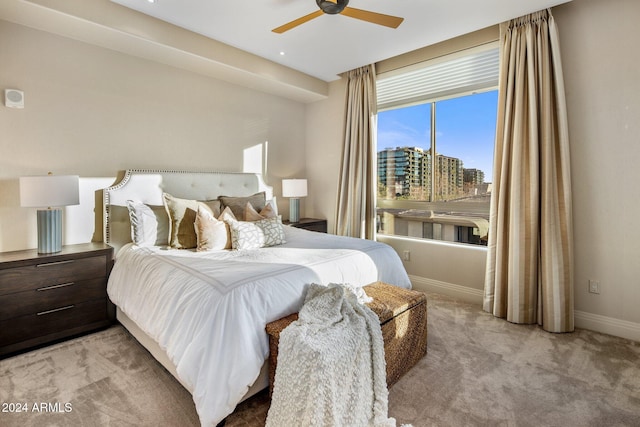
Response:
[335, 64, 377, 239]
[484, 9, 574, 333]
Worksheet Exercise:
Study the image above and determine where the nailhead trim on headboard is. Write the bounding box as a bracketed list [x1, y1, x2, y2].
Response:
[103, 169, 274, 252]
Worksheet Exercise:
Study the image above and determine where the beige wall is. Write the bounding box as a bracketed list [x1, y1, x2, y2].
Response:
[554, 0, 640, 332]
[0, 20, 306, 252]
[305, 78, 346, 233]
[305, 0, 640, 340]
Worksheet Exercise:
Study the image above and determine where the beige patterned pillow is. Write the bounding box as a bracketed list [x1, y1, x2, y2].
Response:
[225, 217, 264, 250]
[163, 193, 221, 249]
[256, 216, 286, 246]
[223, 215, 286, 250]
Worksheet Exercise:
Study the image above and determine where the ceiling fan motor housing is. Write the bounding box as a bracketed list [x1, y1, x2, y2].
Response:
[317, 0, 349, 14]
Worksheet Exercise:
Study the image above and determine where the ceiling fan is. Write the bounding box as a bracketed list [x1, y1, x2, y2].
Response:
[272, 0, 404, 34]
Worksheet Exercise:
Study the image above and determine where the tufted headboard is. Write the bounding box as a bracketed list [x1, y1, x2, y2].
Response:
[103, 169, 274, 254]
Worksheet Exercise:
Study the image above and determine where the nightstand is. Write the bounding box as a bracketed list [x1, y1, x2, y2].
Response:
[284, 218, 328, 233]
[0, 242, 114, 358]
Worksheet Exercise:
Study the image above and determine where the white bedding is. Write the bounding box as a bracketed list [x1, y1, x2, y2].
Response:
[107, 226, 411, 426]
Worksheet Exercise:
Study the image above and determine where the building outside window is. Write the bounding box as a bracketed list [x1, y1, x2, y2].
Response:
[376, 44, 499, 246]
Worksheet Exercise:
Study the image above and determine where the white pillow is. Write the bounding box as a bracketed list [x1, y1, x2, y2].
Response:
[126, 200, 170, 246]
[267, 197, 278, 216]
[194, 206, 229, 251]
[218, 206, 237, 249]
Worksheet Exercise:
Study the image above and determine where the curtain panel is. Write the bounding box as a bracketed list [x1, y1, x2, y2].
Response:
[335, 65, 377, 239]
[484, 9, 574, 333]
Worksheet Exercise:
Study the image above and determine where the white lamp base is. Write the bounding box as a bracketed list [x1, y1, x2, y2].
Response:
[289, 198, 300, 223]
[37, 208, 63, 254]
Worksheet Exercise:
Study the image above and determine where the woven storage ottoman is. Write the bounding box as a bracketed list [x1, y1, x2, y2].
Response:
[265, 281, 427, 395]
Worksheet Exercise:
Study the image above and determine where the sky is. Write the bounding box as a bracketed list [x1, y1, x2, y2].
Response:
[377, 90, 498, 180]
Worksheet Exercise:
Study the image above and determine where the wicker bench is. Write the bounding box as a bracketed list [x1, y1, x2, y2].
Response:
[265, 282, 428, 395]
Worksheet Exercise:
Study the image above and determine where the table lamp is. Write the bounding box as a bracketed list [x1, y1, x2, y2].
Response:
[282, 179, 307, 223]
[20, 173, 80, 253]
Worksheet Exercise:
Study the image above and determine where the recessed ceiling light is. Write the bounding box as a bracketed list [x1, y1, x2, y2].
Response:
[147, 0, 155, 3]
[280, 51, 285, 56]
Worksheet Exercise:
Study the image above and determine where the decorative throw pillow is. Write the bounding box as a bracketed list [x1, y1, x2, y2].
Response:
[224, 216, 264, 250]
[256, 216, 286, 247]
[163, 193, 220, 249]
[267, 197, 278, 216]
[194, 206, 229, 251]
[219, 192, 266, 221]
[125, 200, 170, 246]
[202, 199, 222, 217]
[224, 215, 286, 250]
[218, 205, 237, 222]
[218, 206, 237, 249]
[244, 201, 277, 222]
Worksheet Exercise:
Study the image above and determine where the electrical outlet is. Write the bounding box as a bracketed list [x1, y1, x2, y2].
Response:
[403, 250, 410, 261]
[588, 279, 600, 294]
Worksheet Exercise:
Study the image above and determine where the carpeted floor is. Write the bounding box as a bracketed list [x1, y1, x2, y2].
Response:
[1, 292, 639, 426]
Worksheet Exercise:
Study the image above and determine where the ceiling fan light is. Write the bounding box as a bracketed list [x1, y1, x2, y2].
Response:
[316, 0, 349, 15]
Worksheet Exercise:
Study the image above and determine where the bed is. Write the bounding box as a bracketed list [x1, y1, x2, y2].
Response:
[103, 169, 411, 426]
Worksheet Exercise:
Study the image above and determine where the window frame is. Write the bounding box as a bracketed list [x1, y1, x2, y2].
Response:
[375, 43, 499, 247]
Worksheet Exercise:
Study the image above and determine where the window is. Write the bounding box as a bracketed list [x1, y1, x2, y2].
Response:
[376, 45, 499, 246]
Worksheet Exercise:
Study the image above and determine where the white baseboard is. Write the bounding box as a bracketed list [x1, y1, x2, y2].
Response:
[409, 274, 640, 342]
[574, 310, 640, 342]
[408, 274, 483, 305]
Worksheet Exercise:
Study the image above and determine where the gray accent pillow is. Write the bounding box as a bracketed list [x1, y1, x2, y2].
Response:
[219, 192, 266, 221]
[125, 200, 170, 247]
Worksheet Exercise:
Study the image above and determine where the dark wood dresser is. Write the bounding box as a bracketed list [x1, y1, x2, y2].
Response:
[0, 242, 114, 358]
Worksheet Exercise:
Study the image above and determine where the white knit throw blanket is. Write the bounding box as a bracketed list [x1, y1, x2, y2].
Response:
[266, 283, 398, 427]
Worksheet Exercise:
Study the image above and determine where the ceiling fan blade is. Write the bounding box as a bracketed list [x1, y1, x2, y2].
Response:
[341, 7, 404, 29]
[272, 10, 324, 33]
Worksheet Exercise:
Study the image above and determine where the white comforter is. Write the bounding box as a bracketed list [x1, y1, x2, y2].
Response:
[107, 226, 411, 426]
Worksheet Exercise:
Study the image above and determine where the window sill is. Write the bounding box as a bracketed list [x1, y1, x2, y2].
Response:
[376, 233, 488, 252]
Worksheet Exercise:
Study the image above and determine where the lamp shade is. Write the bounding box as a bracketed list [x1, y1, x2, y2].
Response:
[20, 175, 79, 208]
[282, 179, 307, 198]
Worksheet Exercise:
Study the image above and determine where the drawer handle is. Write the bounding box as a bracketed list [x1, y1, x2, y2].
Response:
[36, 260, 74, 268]
[37, 282, 75, 291]
[37, 305, 75, 316]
